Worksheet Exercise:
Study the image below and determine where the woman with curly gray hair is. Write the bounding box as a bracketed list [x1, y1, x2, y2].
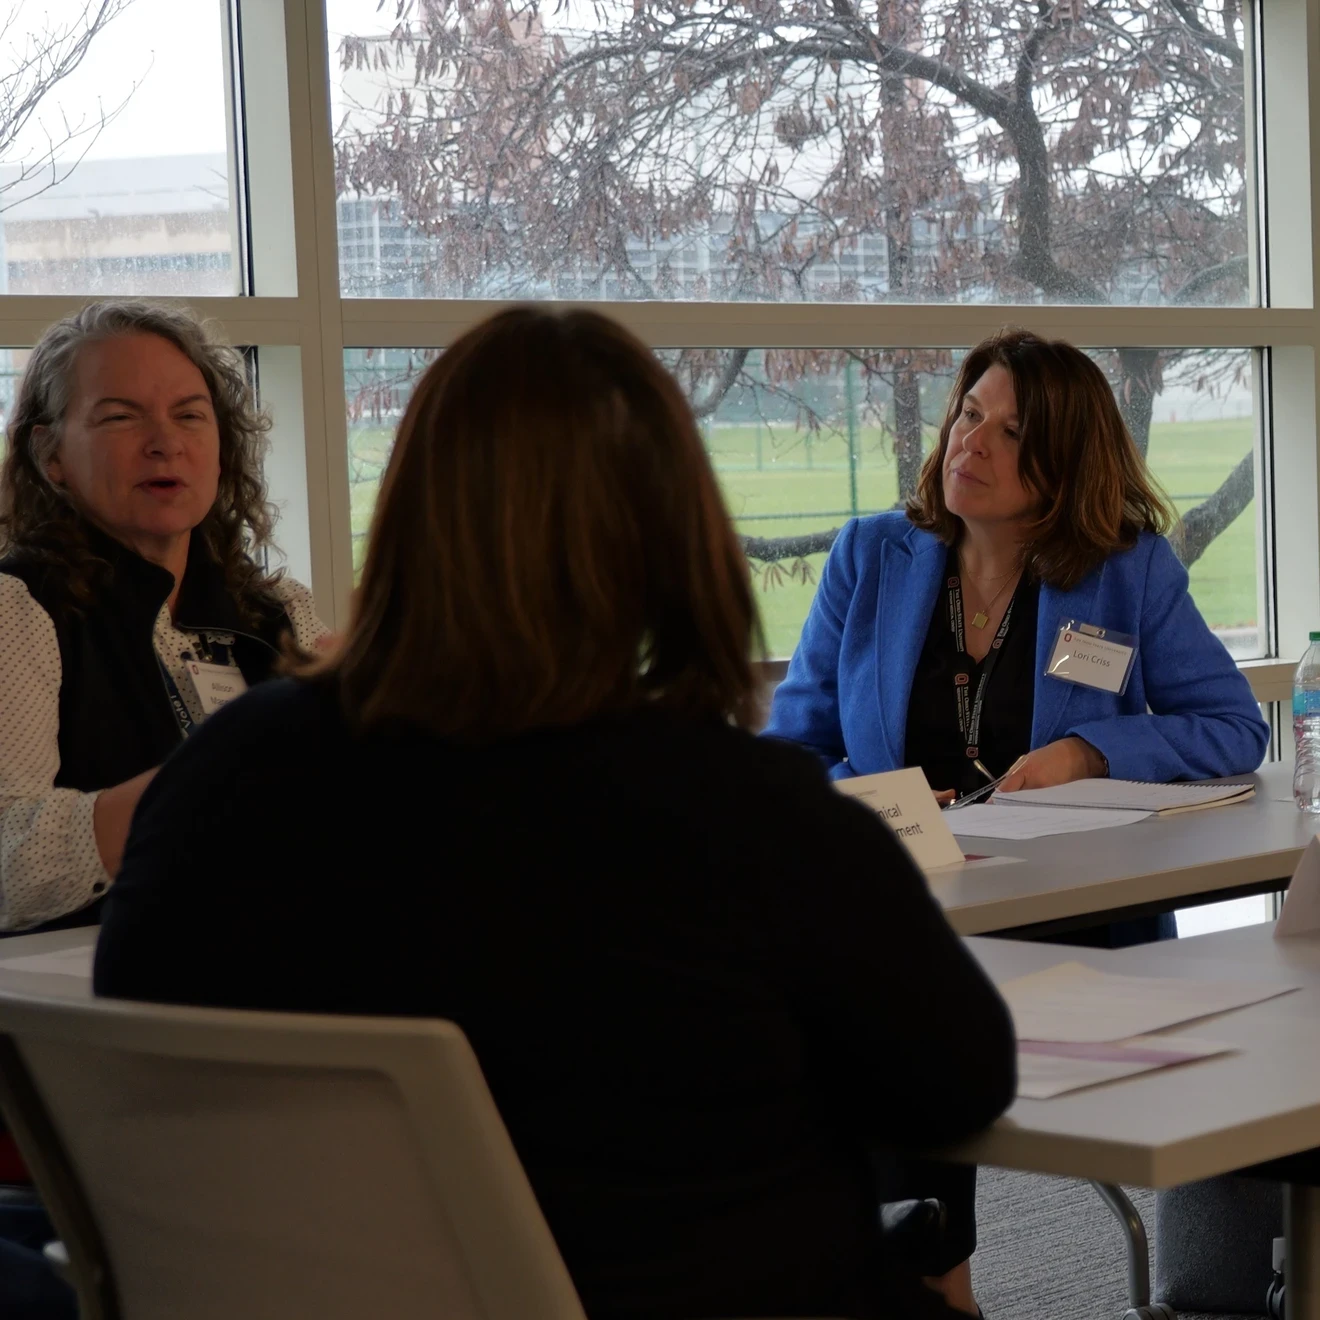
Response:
[0, 300, 326, 933]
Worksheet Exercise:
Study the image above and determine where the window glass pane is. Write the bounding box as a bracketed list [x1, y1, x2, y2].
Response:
[344, 345, 1262, 660]
[328, 1, 1250, 305]
[0, 0, 239, 296]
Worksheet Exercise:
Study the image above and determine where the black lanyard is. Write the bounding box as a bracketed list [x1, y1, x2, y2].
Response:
[946, 573, 1017, 764]
[157, 657, 197, 739]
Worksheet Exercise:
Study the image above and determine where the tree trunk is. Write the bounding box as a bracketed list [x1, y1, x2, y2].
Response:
[880, 5, 924, 501]
[893, 357, 924, 501]
[1172, 450, 1255, 568]
[1115, 347, 1160, 459]
[742, 528, 842, 561]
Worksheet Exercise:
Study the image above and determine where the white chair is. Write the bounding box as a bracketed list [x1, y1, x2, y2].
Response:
[0, 986, 588, 1320]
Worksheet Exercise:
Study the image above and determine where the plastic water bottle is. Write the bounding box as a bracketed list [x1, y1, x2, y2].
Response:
[1293, 631, 1320, 811]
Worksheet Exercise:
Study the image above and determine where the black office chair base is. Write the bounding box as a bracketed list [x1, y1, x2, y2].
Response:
[1267, 1235, 1285, 1318]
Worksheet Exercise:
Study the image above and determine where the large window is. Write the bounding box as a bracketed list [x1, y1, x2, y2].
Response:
[327, 0, 1250, 308]
[345, 343, 1262, 657]
[0, 0, 241, 297]
[0, 0, 1312, 700]
[323, 0, 1274, 670]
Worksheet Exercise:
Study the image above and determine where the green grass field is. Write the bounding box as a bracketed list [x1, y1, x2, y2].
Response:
[348, 415, 1258, 657]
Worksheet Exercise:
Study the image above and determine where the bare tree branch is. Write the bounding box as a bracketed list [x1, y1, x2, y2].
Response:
[1172, 449, 1255, 567]
[1167, 0, 1243, 66]
[742, 527, 845, 561]
[691, 348, 751, 419]
[0, 0, 140, 212]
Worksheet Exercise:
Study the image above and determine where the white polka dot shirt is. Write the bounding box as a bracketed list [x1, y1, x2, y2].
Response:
[0, 574, 328, 931]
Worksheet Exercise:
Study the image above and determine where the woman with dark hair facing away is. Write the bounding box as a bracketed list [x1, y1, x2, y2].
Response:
[0, 299, 327, 934]
[96, 307, 1015, 1320]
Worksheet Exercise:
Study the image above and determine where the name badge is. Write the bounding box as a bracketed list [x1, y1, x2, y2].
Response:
[834, 767, 966, 872]
[1046, 621, 1136, 695]
[180, 660, 248, 718]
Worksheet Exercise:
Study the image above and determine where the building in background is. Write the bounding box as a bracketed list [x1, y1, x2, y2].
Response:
[0, 153, 236, 297]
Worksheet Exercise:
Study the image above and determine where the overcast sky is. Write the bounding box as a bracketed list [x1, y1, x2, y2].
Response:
[2, 0, 394, 164]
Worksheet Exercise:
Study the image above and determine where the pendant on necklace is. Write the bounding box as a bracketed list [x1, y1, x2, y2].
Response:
[971, 611, 990, 630]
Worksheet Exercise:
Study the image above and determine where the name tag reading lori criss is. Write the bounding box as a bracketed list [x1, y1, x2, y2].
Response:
[1046, 621, 1136, 696]
[179, 659, 248, 719]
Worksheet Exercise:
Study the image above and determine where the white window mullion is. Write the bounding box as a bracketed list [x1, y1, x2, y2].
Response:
[338, 300, 1317, 354]
[251, 0, 352, 630]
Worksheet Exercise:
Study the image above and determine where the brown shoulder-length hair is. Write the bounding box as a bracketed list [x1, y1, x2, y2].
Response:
[297, 307, 762, 739]
[0, 299, 281, 618]
[907, 328, 1175, 589]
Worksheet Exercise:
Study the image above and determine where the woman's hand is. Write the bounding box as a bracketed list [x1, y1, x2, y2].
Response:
[997, 737, 1108, 794]
[932, 789, 956, 808]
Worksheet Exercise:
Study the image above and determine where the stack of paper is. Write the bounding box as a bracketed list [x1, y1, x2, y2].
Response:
[1017, 1036, 1232, 1099]
[999, 960, 1298, 1098]
[949, 803, 1150, 839]
[995, 778, 1255, 816]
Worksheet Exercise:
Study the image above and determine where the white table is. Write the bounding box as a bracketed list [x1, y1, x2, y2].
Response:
[956, 923, 1320, 1317]
[933, 764, 1316, 936]
[0, 927, 97, 1000]
[1264, 759, 1301, 803]
[4, 925, 1319, 1311]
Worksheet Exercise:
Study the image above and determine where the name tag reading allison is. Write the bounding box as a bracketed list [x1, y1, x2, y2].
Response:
[1046, 621, 1136, 696]
[180, 659, 248, 719]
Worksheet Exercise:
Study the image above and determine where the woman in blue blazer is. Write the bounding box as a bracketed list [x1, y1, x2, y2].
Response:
[765, 327, 1268, 1319]
[766, 331, 1267, 796]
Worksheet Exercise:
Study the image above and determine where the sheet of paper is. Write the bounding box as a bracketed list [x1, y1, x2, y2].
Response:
[996, 779, 1254, 813]
[0, 945, 95, 978]
[1276, 834, 1320, 938]
[1017, 1034, 1232, 1099]
[1000, 960, 1298, 1042]
[948, 803, 1150, 839]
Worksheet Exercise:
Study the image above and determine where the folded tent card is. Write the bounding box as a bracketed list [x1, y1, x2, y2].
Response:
[1276, 834, 1320, 939]
[833, 768, 965, 872]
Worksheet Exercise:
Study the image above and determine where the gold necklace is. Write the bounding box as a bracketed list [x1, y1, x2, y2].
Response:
[961, 565, 1020, 630]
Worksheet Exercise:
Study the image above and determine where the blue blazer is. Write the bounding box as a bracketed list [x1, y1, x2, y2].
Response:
[764, 512, 1268, 783]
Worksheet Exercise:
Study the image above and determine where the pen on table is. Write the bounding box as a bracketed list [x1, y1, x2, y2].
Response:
[946, 767, 1011, 810]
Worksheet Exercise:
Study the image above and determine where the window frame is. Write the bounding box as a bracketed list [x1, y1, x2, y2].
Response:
[0, 0, 1312, 711]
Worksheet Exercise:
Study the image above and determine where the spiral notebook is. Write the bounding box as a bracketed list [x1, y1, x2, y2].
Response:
[995, 778, 1256, 817]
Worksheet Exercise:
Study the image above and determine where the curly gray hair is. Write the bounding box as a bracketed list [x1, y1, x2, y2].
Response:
[0, 299, 281, 614]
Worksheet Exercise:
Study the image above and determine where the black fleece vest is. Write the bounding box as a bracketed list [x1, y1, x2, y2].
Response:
[1, 527, 292, 929]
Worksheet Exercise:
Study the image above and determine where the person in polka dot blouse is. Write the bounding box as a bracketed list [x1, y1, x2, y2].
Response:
[0, 299, 328, 934]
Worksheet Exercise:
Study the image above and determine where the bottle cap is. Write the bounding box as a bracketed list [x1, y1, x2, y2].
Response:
[1312, 632, 1320, 642]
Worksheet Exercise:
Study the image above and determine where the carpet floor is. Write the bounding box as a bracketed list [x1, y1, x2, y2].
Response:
[973, 1168, 1264, 1320]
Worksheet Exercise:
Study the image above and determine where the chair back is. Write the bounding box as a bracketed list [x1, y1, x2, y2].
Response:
[0, 988, 587, 1320]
